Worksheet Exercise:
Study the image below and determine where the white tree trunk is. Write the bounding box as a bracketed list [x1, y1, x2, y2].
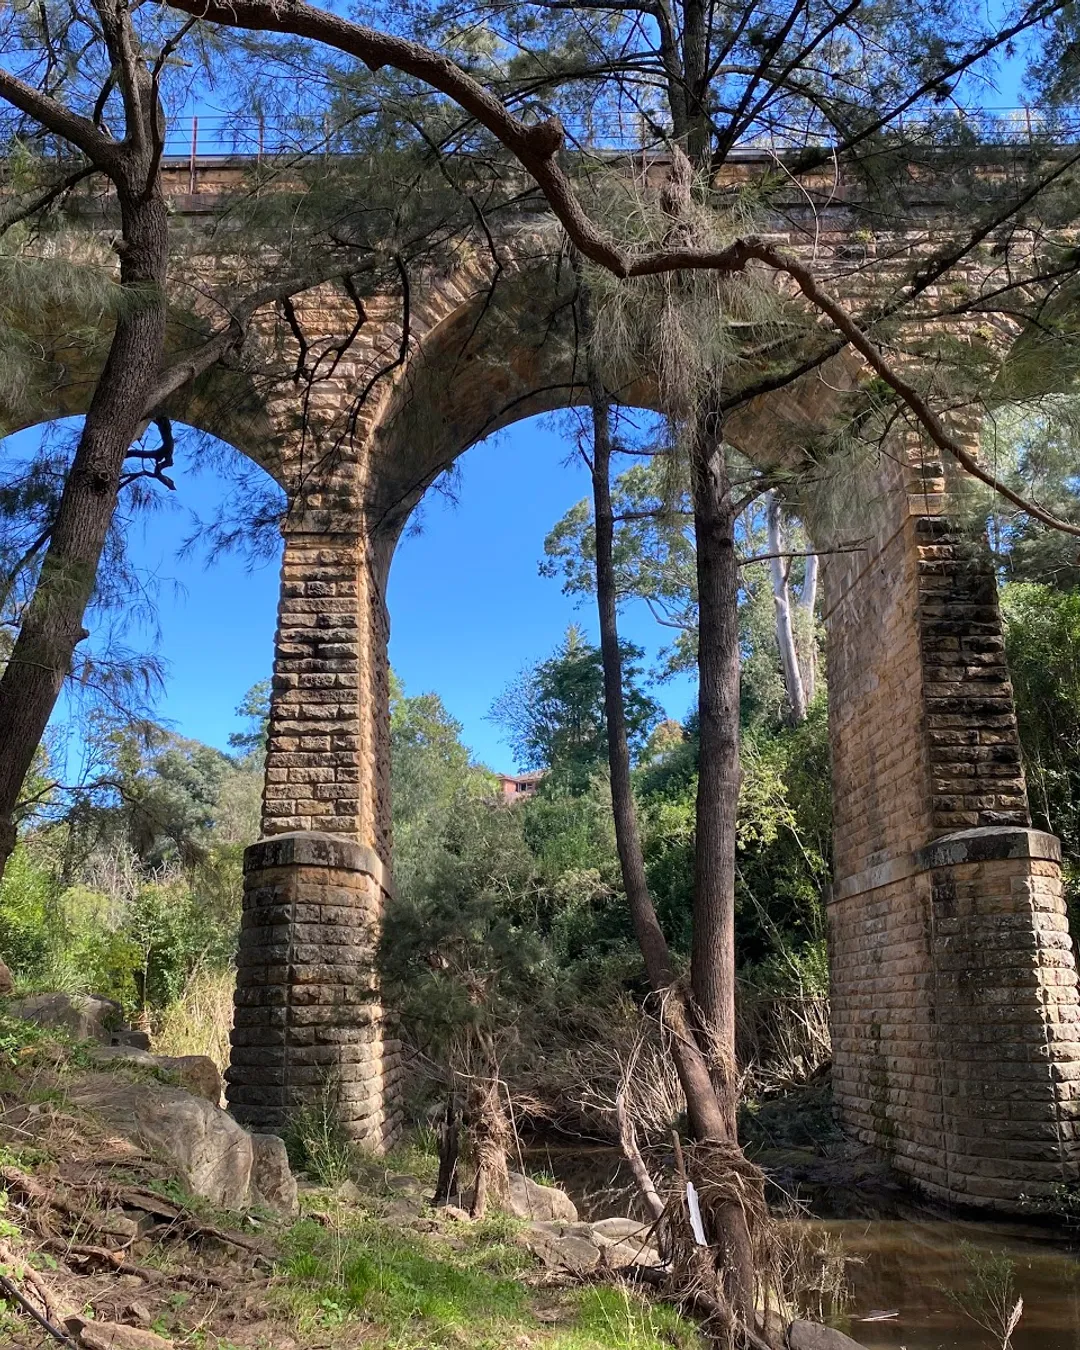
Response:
[798, 549, 818, 707]
[766, 492, 808, 723]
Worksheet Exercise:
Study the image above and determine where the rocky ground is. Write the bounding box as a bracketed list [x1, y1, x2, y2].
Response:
[0, 995, 866, 1350]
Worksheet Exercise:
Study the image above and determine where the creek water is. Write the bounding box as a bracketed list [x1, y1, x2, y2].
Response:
[524, 1144, 1080, 1349]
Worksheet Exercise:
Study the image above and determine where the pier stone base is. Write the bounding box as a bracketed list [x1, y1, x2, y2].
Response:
[830, 826, 1080, 1208]
[226, 831, 403, 1149]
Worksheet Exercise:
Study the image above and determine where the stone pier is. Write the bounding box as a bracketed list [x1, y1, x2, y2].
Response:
[225, 513, 404, 1149]
[823, 432, 1080, 1207]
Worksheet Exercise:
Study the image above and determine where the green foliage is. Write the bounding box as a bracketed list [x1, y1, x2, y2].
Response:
[490, 625, 660, 793]
[279, 1214, 529, 1340]
[0, 844, 54, 977]
[636, 707, 830, 969]
[941, 1243, 1023, 1349]
[284, 1089, 356, 1186]
[1003, 582, 1080, 851]
[276, 1211, 701, 1349]
[227, 680, 271, 758]
[0, 707, 258, 1013]
[391, 676, 494, 895]
[382, 794, 546, 1059]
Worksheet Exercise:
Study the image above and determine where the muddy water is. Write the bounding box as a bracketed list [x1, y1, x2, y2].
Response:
[525, 1144, 1080, 1349]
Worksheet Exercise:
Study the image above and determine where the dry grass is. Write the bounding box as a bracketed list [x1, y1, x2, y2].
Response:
[152, 966, 235, 1070]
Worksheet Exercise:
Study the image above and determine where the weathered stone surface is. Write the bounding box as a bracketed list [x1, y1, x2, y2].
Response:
[92, 1047, 223, 1103]
[787, 1321, 869, 1350]
[65, 1074, 297, 1212]
[66, 1317, 173, 1350]
[133, 1088, 253, 1209]
[10, 993, 124, 1043]
[507, 1171, 578, 1223]
[250, 1132, 299, 1214]
[601, 1237, 662, 1268]
[520, 1221, 600, 1272]
[0, 958, 14, 997]
[591, 1216, 654, 1243]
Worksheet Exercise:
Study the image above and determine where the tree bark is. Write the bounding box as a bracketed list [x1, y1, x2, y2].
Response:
[689, 388, 757, 1322]
[587, 366, 729, 1146]
[584, 308, 758, 1330]
[799, 551, 819, 706]
[0, 165, 169, 881]
[689, 391, 741, 1122]
[765, 492, 808, 724]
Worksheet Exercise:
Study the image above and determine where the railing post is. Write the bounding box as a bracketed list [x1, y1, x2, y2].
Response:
[188, 115, 198, 194]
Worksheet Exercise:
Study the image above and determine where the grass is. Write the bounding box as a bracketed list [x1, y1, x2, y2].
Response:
[275, 1210, 703, 1350]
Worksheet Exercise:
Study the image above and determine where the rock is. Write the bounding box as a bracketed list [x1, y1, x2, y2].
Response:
[91, 1047, 222, 1103]
[0, 958, 14, 997]
[520, 1220, 601, 1272]
[115, 1029, 152, 1051]
[250, 1132, 299, 1215]
[506, 1170, 578, 1223]
[385, 1195, 424, 1222]
[133, 1085, 253, 1210]
[787, 1321, 870, 1350]
[10, 993, 125, 1044]
[591, 1216, 655, 1243]
[67, 1074, 253, 1209]
[601, 1237, 662, 1268]
[66, 1316, 173, 1350]
[386, 1173, 423, 1194]
[123, 1303, 154, 1328]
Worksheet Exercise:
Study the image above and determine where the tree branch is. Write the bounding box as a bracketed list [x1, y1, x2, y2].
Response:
[0, 68, 117, 165]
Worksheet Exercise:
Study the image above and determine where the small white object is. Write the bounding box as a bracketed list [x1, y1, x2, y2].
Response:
[686, 1181, 708, 1246]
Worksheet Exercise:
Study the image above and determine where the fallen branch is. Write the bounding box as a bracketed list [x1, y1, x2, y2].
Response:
[0, 1239, 77, 1346]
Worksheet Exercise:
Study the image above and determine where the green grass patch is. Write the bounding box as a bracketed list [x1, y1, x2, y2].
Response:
[0, 1008, 97, 1070]
[276, 1213, 704, 1349]
[279, 1214, 527, 1344]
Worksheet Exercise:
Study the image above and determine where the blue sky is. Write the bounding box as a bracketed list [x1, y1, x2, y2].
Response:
[4, 416, 696, 773]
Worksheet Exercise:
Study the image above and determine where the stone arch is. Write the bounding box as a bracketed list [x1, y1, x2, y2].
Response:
[234, 242, 1080, 1205]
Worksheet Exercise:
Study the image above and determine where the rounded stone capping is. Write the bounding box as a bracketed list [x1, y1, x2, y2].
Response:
[244, 830, 393, 895]
[915, 825, 1062, 872]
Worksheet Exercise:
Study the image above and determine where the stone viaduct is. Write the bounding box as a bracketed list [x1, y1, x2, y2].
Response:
[12, 147, 1080, 1211]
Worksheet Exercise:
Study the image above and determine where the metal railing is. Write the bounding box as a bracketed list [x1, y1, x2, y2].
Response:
[150, 106, 1080, 164]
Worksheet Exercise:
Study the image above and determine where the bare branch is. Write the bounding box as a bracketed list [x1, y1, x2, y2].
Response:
[0, 67, 117, 165]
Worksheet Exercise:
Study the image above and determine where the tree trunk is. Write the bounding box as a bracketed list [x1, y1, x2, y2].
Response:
[689, 392, 741, 1115]
[587, 368, 729, 1146]
[0, 174, 169, 882]
[799, 551, 819, 706]
[689, 389, 757, 1319]
[766, 492, 808, 724]
[433, 1090, 461, 1206]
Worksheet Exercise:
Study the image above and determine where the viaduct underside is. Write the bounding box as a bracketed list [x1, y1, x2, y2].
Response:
[17, 155, 1080, 1210]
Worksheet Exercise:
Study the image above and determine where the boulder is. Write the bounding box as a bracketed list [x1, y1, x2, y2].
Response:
[132, 1084, 254, 1210]
[520, 1220, 601, 1272]
[10, 993, 124, 1043]
[66, 1317, 173, 1350]
[506, 1170, 578, 1223]
[0, 958, 14, 997]
[788, 1322, 869, 1350]
[91, 1046, 222, 1103]
[66, 1074, 296, 1214]
[591, 1216, 655, 1243]
[386, 1174, 424, 1195]
[250, 1132, 299, 1215]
